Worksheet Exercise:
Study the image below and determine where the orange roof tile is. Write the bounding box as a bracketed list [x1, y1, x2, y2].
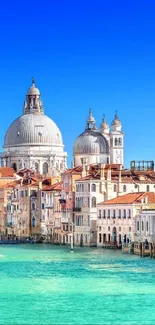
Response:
[43, 181, 62, 191]
[0, 167, 15, 177]
[98, 192, 155, 205]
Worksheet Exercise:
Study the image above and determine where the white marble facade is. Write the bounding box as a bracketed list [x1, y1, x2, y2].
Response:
[1, 78, 67, 175]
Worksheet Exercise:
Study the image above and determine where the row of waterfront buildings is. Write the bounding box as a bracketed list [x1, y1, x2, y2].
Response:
[0, 162, 155, 247]
[0, 79, 155, 248]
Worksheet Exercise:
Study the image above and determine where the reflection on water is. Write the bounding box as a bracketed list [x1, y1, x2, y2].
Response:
[0, 245, 155, 324]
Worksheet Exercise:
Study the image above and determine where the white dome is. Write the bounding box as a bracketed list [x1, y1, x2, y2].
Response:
[4, 114, 63, 147]
[27, 86, 40, 96]
[74, 130, 109, 155]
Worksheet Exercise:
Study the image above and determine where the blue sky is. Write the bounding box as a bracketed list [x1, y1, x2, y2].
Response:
[0, 0, 155, 167]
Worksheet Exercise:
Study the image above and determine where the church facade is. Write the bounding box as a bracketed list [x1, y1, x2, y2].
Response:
[1, 79, 67, 175]
[73, 109, 124, 167]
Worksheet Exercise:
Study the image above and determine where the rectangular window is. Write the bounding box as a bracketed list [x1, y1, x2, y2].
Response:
[108, 226, 110, 231]
[124, 209, 126, 218]
[147, 221, 149, 231]
[137, 221, 139, 231]
[113, 209, 116, 218]
[103, 210, 106, 218]
[119, 209, 121, 218]
[142, 221, 144, 231]
[42, 203, 45, 210]
[108, 210, 110, 218]
[99, 210, 101, 218]
[99, 233, 101, 243]
[42, 192, 44, 197]
[128, 209, 131, 218]
[129, 227, 131, 232]
[20, 191, 24, 198]
[25, 190, 28, 197]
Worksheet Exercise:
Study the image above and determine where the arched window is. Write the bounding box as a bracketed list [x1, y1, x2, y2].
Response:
[91, 184, 96, 192]
[35, 162, 39, 173]
[118, 138, 122, 146]
[115, 138, 118, 146]
[32, 202, 35, 210]
[43, 162, 48, 174]
[123, 185, 126, 192]
[146, 185, 150, 192]
[32, 217, 35, 227]
[92, 197, 96, 208]
[12, 163, 17, 172]
[114, 184, 117, 192]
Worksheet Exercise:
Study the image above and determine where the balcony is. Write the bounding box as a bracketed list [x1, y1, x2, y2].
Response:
[6, 222, 14, 227]
[59, 199, 66, 204]
[73, 207, 81, 212]
[46, 204, 54, 209]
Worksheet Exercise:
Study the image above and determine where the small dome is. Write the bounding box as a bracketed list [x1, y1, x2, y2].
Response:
[100, 115, 109, 131]
[4, 114, 63, 147]
[73, 129, 109, 155]
[27, 78, 40, 96]
[112, 112, 121, 127]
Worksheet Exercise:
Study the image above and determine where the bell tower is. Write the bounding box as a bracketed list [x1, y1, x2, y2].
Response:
[110, 112, 124, 165]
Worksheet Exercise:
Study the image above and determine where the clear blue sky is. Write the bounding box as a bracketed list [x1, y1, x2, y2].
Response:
[0, 0, 155, 168]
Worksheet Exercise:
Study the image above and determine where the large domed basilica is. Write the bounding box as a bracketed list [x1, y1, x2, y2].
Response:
[73, 109, 124, 167]
[1, 79, 67, 175]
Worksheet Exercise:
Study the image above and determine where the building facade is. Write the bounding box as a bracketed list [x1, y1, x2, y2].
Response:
[73, 109, 124, 167]
[134, 209, 155, 243]
[97, 192, 155, 247]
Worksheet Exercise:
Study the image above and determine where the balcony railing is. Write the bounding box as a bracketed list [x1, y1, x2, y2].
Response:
[6, 222, 14, 227]
[59, 199, 66, 204]
[73, 207, 81, 212]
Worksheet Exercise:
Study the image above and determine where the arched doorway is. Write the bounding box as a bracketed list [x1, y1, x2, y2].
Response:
[43, 162, 48, 174]
[35, 162, 39, 173]
[80, 234, 83, 246]
[112, 227, 117, 243]
[12, 163, 17, 172]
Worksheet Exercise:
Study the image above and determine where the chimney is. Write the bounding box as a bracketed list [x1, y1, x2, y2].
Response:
[100, 164, 105, 180]
[144, 196, 148, 204]
[107, 167, 111, 181]
[39, 181, 42, 190]
[81, 158, 87, 177]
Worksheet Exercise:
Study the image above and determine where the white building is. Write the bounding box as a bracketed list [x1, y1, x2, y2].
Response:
[97, 192, 155, 247]
[73, 164, 155, 246]
[73, 109, 124, 167]
[1, 78, 67, 175]
[134, 208, 155, 243]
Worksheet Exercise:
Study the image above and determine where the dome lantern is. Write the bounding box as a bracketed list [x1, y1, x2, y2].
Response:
[111, 111, 122, 131]
[100, 114, 109, 135]
[24, 78, 44, 115]
[85, 108, 97, 130]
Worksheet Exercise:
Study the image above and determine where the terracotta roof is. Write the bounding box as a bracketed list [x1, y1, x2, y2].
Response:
[98, 192, 155, 205]
[76, 174, 100, 181]
[43, 181, 62, 191]
[0, 180, 21, 189]
[0, 167, 15, 177]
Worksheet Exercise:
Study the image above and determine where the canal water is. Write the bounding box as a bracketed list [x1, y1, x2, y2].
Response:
[0, 245, 155, 325]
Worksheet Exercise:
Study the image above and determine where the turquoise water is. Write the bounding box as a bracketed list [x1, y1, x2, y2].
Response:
[0, 245, 155, 325]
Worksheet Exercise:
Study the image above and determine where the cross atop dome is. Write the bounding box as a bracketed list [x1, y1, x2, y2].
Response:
[32, 77, 35, 86]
